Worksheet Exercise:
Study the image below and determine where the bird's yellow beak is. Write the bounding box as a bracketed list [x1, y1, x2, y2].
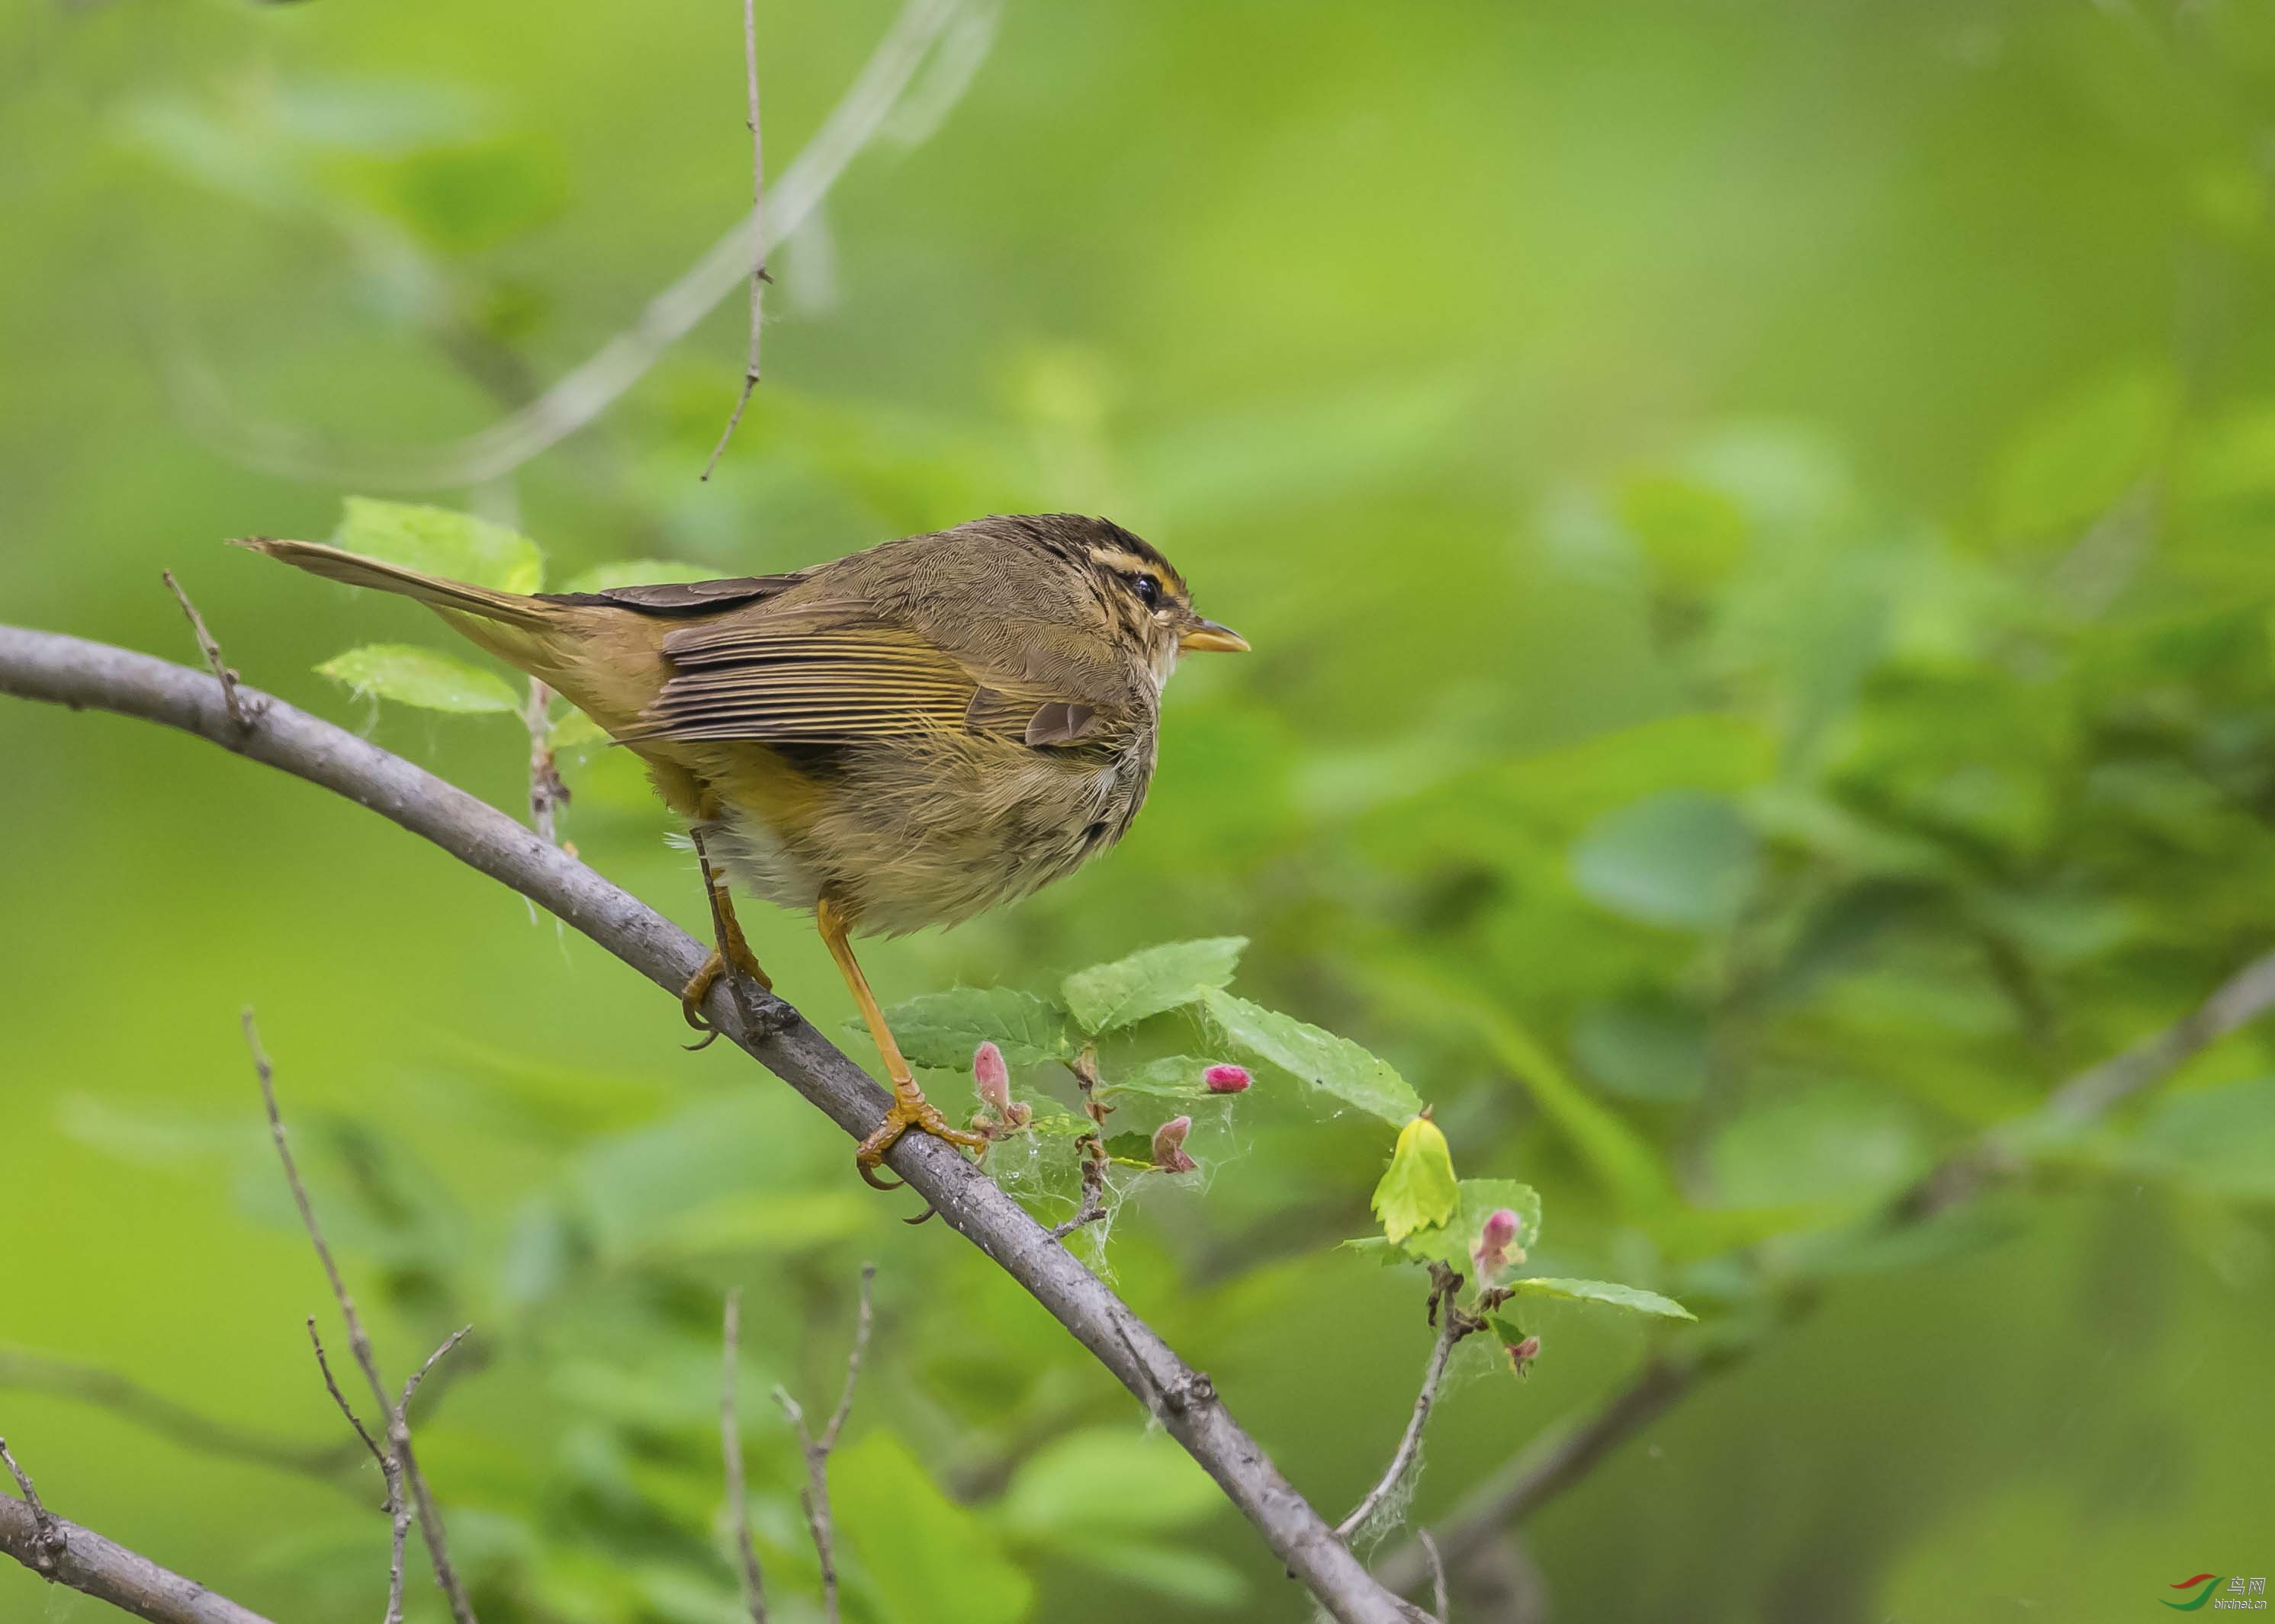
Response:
[1180, 619, 1250, 653]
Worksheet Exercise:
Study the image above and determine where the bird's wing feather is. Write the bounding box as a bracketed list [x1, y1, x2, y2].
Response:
[629, 614, 1087, 746]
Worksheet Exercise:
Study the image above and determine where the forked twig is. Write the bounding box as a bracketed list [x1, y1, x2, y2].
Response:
[702, 0, 771, 481]
[1338, 1266, 1477, 1542]
[774, 1264, 876, 1624]
[246, 1011, 480, 1624]
[721, 1290, 769, 1624]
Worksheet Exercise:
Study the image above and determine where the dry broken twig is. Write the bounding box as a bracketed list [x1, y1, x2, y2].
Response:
[0, 1436, 63, 1577]
[160, 571, 251, 730]
[521, 679, 570, 847]
[774, 1263, 876, 1624]
[702, 0, 771, 481]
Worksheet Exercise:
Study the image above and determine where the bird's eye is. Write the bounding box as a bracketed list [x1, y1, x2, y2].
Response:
[1132, 573, 1161, 608]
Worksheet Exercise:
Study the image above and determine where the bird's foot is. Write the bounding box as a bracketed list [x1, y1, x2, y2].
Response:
[681, 939, 773, 1048]
[856, 1080, 989, 1192]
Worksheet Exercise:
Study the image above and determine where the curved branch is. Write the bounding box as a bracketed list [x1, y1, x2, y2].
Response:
[0, 624, 1412, 1624]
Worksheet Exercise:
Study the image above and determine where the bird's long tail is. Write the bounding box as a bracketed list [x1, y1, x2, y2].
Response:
[231, 537, 557, 629]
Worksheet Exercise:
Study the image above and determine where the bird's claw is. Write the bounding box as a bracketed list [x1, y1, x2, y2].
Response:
[856, 1084, 989, 1193]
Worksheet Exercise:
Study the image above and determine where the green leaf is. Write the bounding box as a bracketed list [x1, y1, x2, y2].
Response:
[558, 558, 717, 594]
[1396, 1178, 1545, 1269]
[1503, 1276, 1695, 1320]
[1001, 1427, 1223, 1536]
[1992, 367, 2175, 539]
[1570, 789, 1760, 931]
[834, 1433, 1033, 1624]
[1062, 937, 1247, 1032]
[335, 496, 545, 593]
[870, 987, 1075, 1070]
[1370, 1115, 1459, 1244]
[316, 644, 522, 714]
[1200, 988, 1419, 1123]
[1101, 1055, 1233, 1102]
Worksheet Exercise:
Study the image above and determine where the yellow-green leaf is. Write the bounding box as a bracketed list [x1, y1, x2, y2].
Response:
[317, 644, 520, 714]
[1370, 1115, 1459, 1245]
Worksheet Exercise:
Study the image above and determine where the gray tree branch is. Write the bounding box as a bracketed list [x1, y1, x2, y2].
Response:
[0, 624, 1415, 1624]
[0, 1465, 274, 1624]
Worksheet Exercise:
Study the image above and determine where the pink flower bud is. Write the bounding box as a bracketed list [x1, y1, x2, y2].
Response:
[1152, 1115, 1197, 1174]
[1472, 1207, 1523, 1279]
[972, 1041, 1011, 1115]
[1506, 1334, 1541, 1377]
[1203, 1064, 1252, 1094]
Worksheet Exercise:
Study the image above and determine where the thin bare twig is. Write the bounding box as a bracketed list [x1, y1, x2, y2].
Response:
[702, 0, 770, 481]
[169, 0, 981, 491]
[775, 1264, 876, 1624]
[305, 1320, 383, 1465]
[160, 572, 250, 730]
[0, 1436, 63, 1577]
[0, 626, 1428, 1624]
[1338, 1268, 1477, 1542]
[1415, 1530, 1448, 1624]
[246, 1012, 480, 1624]
[721, 1291, 768, 1624]
[308, 1318, 403, 1624]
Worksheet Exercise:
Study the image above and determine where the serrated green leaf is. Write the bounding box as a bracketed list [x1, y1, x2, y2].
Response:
[1396, 1178, 1545, 1269]
[1062, 937, 1247, 1032]
[1370, 1115, 1459, 1244]
[1505, 1276, 1695, 1320]
[1200, 988, 1419, 1123]
[317, 644, 522, 714]
[335, 496, 545, 593]
[869, 987, 1075, 1070]
[558, 558, 716, 594]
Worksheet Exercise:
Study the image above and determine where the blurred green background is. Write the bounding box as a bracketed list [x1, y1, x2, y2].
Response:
[7, 0, 2275, 1619]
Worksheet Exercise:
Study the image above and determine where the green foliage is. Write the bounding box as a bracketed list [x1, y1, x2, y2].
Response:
[1497, 1277, 1696, 1321]
[1199, 988, 1421, 1123]
[317, 643, 523, 713]
[1062, 937, 1246, 1033]
[870, 987, 1078, 1070]
[835, 1433, 1035, 1624]
[333, 496, 546, 593]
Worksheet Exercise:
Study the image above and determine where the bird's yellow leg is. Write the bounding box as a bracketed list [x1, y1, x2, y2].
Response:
[683, 833, 771, 1038]
[817, 893, 987, 1190]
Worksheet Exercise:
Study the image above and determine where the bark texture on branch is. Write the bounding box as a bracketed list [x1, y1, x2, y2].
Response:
[0, 624, 1412, 1624]
[0, 1494, 274, 1624]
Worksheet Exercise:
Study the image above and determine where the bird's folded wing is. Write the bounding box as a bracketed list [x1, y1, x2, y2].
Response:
[628, 618, 1091, 746]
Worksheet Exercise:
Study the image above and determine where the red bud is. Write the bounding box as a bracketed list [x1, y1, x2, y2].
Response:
[1203, 1064, 1252, 1093]
[1152, 1115, 1198, 1173]
[1473, 1206, 1524, 1280]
